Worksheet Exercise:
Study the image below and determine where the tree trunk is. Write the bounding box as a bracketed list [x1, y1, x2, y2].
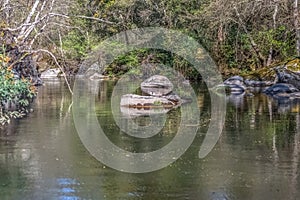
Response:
[267, 1, 279, 66]
[17, 0, 40, 42]
[294, 0, 300, 56]
[2, 0, 10, 21]
[234, 6, 266, 67]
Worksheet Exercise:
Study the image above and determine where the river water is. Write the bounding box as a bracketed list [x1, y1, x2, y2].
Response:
[0, 78, 300, 200]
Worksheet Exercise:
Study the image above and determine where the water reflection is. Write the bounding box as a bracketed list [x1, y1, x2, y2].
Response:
[0, 79, 299, 199]
[57, 178, 79, 200]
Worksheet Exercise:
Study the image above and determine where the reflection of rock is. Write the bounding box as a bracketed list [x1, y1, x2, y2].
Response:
[214, 84, 245, 95]
[270, 94, 300, 114]
[41, 68, 60, 78]
[120, 94, 175, 109]
[227, 92, 246, 108]
[270, 92, 300, 103]
[141, 75, 173, 96]
[263, 83, 299, 95]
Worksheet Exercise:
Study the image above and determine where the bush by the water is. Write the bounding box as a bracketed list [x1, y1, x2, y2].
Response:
[0, 54, 36, 125]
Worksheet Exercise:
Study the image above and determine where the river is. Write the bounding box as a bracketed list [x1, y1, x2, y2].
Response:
[0, 78, 299, 200]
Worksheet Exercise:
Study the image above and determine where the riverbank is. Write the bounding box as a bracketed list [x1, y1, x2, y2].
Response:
[0, 53, 37, 126]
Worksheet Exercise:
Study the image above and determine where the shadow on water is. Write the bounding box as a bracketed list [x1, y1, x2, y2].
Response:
[0, 78, 299, 199]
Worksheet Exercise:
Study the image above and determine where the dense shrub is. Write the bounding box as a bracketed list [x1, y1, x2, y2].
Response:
[0, 53, 36, 125]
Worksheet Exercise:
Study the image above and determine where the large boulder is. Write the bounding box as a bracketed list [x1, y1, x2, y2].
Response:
[141, 75, 173, 97]
[274, 67, 300, 89]
[120, 106, 171, 118]
[263, 83, 299, 95]
[120, 94, 175, 109]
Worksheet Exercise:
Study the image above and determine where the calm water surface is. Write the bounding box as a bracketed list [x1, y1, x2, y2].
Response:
[0, 78, 300, 200]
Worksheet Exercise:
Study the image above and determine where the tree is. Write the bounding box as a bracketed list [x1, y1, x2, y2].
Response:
[294, 0, 300, 56]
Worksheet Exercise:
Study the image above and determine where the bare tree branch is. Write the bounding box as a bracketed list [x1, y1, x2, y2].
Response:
[29, 49, 73, 95]
[234, 5, 266, 66]
[18, 0, 40, 40]
[28, 0, 56, 48]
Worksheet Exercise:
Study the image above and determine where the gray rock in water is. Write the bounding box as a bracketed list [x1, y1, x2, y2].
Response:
[274, 67, 300, 89]
[263, 83, 299, 95]
[214, 83, 245, 95]
[221, 75, 246, 95]
[40, 68, 60, 78]
[289, 92, 300, 98]
[163, 94, 181, 103]
[141, 75, 173, 97]
[244, 79, 273, 87]
[120, 106, 171, 118]
[120, 94, 175, 108]
[85, 62, 103, 78]
[227, 84, 245, 95]
[88, 72, 109, 80]
[224, 75, 244, 86]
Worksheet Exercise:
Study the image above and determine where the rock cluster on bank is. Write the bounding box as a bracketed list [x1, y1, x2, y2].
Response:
[215, 62, 300, 101]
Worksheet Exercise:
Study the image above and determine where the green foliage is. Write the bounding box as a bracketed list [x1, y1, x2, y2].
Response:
[0, 52, 36, 125]
[250, 25, 294, 60]
[65, 0, 300, 77]
[62, 30, 90, 59]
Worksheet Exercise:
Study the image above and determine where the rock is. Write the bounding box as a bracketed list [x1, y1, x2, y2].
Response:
[163, 94, 182, 104]
[274, 67, 300, 89]
[41, 68, 60, 78]
[120, 94, 175, 109]
[120, 106, 171, 118]
[214, 84, 245, 95]
[227, 84, 245, 95]
[224, 75, 244, 86]
[221, 76, 246, 95]
[84, 62, 103, 78]
[289, 92, 300, 99]
[244, 79, 273, 87]
[271, 92, 300, 101]
[88, 72, 109, 80]
[263, 83, 299, 95]
[141, 75, 173, 97]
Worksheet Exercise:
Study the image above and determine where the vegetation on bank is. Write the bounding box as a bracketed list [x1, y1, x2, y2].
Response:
[0, 51, 36, 125]
[63, 0, 300, 77]
[1, 0, 300, 78]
